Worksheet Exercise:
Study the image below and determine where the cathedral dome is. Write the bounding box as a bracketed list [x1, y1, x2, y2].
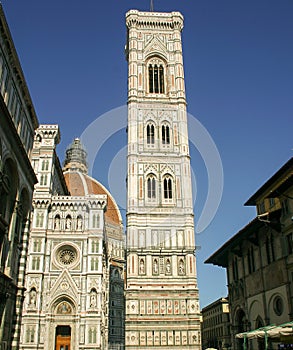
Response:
[63, 139, 122, 226]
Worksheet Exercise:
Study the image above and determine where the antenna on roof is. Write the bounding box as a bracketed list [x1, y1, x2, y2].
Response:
[150, 0, 154, 12]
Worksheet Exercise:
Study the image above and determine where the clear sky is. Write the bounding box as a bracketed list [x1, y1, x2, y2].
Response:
[2, 0, 292, 308]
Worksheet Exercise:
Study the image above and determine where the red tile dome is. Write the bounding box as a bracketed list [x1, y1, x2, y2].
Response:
[63, 171, 122, 226]
[62, 139, 122, 226]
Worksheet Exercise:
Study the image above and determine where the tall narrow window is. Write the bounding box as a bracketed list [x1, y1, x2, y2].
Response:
[147, 175, 156, 199]
[91, 257, 99, 271]
[147, 124, 155, 144]
[92, 213, 100, 228]
[149, 65, 154, 93]
[40, 174, 47, 186]
[266, 236, 275, 264]
[32, 257, 40, 270]
[89, 327, 97, 344]
[232, 257, 238, 280]
[247, 246, 255, 273]
[41, 159, 49, 171]
[33, 239, 42, 252]
[287, 233, 293, 254]
[35, 212, 44, 228]
[159, 65, 164, 93]
[149, 63, 164, 93]
[91, 240, 99, 253]
[26, 326, 35, 343]
[163, 176, 173, 199]
[162, 125, 170, 144]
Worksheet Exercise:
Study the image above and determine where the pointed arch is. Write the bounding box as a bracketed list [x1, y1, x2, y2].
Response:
[147, 173, 156, 199]
[146, 123, 155, 144]
[54, 298, 75, 315]
[163, 174, 173, 200]
[147, 56, 166, 94]
[161, 122, 170, 145]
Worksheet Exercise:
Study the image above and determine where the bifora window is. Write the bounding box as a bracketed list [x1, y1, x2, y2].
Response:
[147, 175, 156, 199]
[148, 61, 165, 94]
[163, 176, 173, 199]
[162, 124, 170, 144]
[147, 123, 155, 144]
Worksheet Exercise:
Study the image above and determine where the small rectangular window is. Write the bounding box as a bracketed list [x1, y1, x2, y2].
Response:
[282, 199, 289, 215]
[287, 233, 293, 254]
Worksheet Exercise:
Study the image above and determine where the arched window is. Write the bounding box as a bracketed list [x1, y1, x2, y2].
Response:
[147, 174, 156, 199]
[163, 175, 173, 199]
[149, 63, 164, 94]
[162, 124, 170, 144]
[147, 123, 155, 144]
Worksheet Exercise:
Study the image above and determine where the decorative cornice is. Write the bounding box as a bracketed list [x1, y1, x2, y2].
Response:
[126, 10, 184, 32]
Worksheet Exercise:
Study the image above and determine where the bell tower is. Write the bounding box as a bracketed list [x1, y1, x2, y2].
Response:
[125, 9, 201, 349]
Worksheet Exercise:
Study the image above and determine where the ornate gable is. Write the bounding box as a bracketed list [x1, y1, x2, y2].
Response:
[144, 34, 168, 59]
[49, 269, 79, 302]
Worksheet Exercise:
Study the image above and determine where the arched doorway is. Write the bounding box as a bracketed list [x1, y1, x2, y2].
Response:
[55, 325, 71, 350]
[53, 299, 75, 350]
[255, 316, 265, 350]
[235, 309, 246, 350]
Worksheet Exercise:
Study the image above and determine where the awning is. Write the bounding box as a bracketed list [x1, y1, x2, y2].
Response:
[235, 322, 293, 350]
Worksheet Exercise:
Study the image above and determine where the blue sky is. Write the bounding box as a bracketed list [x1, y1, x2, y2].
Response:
[3, 0, 292, 308]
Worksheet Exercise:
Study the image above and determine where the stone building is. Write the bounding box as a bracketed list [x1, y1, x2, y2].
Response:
[125, 9, 201, 350]
[20, 128, 125, 350]
[0, 3, 202, 349]
[206, 157, 293, 350]
[0, 4, 39, 349]
[201, 297, 231, 350]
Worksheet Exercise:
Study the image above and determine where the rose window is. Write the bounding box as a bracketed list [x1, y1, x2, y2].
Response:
[57, 247, 77, 265]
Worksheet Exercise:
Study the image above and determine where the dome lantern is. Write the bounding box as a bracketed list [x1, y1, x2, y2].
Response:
[63, 138, 88, 174]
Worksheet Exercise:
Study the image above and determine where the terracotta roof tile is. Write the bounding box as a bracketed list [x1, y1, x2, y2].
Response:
[64, 171, 121, 225]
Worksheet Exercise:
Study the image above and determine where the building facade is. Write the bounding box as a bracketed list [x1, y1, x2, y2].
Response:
[125, 10, 201, 350]
[201, 297, 231, 350]
[0, 4, 39, 349]
[0, 4, 202, 349]
[20, 129, 125, 350]
[206, 158, 293, 350]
